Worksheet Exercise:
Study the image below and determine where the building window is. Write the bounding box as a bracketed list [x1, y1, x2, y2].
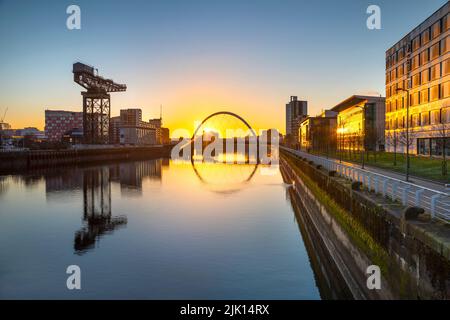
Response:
[441, 81, 450, 99]
[412, 54, 420, 70]
[421, 88, 429, 103]
[421, 112, 430, 125]
[430, 42, 440, 60]
[422, 29, 431, 45]
[430, 63, 441, 80]
[430, 85, 440, 101]
[431, 110, 441, 124]
[413, 36, 421, 51]
[432, 21, 441, 39]
[445, 59, 450, 76]
[431, 138, 450, 156]
[417, 138, 431, 155]
[412, 73, 421, 87]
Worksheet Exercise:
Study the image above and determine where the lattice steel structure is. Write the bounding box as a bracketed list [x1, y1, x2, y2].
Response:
[73, 62, 126, 144]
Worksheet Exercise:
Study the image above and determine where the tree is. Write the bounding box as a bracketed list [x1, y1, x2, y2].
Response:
[385, 130, 398, 166]
[398, 128, 418, 172]
[433, 118, 449, 176]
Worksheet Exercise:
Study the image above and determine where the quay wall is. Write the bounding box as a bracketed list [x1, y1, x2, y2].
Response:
[0, 145, 173, 174]
[281, 149, 450, 299]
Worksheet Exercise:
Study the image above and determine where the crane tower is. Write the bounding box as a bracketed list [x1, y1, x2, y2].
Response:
[73, 62, 126, 144]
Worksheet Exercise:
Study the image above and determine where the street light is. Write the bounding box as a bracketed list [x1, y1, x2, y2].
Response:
[396, 87, 410, 182]
[356, 105, 367, 169]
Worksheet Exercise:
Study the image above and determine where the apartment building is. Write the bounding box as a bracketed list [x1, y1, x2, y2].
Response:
[385, 2, 449, 157]
[45, 110, 83, 142]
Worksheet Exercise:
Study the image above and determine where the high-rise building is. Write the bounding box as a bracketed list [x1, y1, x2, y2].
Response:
[285, 96, 307, 146]
[385, 2, 449, 156]
[45, 110, 83, 142]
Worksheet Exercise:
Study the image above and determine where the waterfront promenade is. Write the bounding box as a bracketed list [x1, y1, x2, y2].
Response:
[281, 146, 450, 223]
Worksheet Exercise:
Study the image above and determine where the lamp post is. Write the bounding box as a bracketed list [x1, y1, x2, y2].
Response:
[396, 87, 410, 182]
[356, 105, 367, 169]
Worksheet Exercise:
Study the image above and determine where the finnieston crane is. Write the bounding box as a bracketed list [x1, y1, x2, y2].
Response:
[73, 62, 126, 144]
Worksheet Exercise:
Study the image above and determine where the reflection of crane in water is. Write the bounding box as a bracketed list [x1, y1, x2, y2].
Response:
[74, 167, 127, 254]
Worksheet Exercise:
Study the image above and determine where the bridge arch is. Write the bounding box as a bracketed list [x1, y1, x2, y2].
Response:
[191, 111, 256, 140]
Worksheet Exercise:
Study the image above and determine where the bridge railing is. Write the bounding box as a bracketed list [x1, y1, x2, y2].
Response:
[281, 146, 450, 223]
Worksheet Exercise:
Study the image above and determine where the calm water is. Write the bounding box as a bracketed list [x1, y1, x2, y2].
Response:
[0, 158, 320, 299]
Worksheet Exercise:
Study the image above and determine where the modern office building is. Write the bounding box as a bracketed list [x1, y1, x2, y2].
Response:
[45, 110, 83, 142]
[332, 95, 386, 153]
[299, 110, 338, 154]
[385, 2, 449, 156]
[285, 96, 307, 146]
[119, 108, 156, 145]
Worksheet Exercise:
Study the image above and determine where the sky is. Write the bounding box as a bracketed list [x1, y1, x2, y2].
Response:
[0, 0, 448, 136]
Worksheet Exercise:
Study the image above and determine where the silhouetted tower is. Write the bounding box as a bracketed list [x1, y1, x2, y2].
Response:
[73, 62, 126, 144]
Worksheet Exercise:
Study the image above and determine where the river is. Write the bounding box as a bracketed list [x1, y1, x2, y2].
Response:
[0, 157, 323, 299]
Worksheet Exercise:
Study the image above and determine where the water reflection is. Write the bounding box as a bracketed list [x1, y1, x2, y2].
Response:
[189, 148, 279, 194]
[74, 167, 126, 254]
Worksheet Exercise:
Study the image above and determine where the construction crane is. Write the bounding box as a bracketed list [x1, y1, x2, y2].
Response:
[73, 62, 127, 144]
[1, 107, 8, 123]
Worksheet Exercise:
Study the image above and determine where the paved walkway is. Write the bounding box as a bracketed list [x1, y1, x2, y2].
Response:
[282, 147, 450, 221]
[333, 158, 449, 193]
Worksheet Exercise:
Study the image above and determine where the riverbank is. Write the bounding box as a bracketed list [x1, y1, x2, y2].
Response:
[0, 145, 173, 174]
[280, 149, 450, 299]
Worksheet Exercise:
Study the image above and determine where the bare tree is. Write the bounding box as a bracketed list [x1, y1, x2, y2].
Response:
[385, 130, 398, 166]
[433, 120, 449, 176]
[398, 128, 418, 170]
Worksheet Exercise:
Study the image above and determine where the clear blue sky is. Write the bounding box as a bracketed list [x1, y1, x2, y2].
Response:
[0, 0, 447, 133]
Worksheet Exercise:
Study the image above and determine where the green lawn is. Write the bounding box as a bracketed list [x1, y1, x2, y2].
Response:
[310, 150, 449, 183]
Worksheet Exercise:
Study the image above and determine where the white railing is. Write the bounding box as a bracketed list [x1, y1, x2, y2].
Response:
[281, 146, 450, 223]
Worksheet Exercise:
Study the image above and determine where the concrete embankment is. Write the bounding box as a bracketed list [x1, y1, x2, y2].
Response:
[280, 149, 450, 299]
[0, 145, 173, 174]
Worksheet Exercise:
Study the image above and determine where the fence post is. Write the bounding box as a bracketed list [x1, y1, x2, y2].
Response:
[402, 186, 411, 206]
[415, 189, 424, 206]
[430, 194, 440, 218]
[392, 181, 399, 200]
[373, 176, 378, 193]
[382, 179, 389, 197]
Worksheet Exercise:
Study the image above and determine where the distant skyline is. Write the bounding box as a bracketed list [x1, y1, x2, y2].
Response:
[0, 0, 447, 136]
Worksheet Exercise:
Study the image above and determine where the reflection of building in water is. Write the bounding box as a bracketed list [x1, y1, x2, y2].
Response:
[45, 168, 84, 201]
[112, 159, 163, 196]
[0, 176, 8, 196]
[74, 167, 127, 254]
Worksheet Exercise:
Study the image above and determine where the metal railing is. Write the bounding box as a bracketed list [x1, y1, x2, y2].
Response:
[281, 146, 450, 223]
